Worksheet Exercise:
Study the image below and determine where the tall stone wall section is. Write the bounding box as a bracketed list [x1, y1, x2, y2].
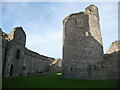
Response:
[62, 5, 104, 79]
[104, 52, 119, 79]
[2, 27, 26, 77]
[1, 27, 55, 77]
[103, 40, 120, 79]
[23, 49, 53, 76]
[2, 32, 8, 76]
[0, 28, 2, 88]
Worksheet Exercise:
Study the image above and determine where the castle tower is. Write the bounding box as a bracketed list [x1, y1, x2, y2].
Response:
[3, 27, 26, 77]
[62, 5, 104, 79]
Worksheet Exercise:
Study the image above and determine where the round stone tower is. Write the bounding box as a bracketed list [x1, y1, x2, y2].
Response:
[62, 5, 104, 79]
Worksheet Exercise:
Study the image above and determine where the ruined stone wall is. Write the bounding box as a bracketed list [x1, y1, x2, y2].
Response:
[1, 27, 55, 77]
[0, 29, 2, 88]
[104, 52, 119, 79]
[23, 48, 53, 76]
[103, 40, 120, 79]
[2, 38, 25, 77]
[2, 33, 8, 67]
[2, 33, 9, 77]
[62, 5, 119, 80]
[1, 27, 26, 77]
[50, 59, 62, 72]
[106, 40, 120, 54]
[62, 5, 104, 79]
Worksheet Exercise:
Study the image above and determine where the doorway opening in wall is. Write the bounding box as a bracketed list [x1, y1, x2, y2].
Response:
[70, 67, 73, 71]
[9, 65, 13, 76]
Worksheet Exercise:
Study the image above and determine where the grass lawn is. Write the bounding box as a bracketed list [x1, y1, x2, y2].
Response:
[2, 73, 119, 88]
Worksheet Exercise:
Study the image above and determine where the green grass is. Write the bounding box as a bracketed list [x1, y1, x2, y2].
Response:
[3, 73, 119, 88]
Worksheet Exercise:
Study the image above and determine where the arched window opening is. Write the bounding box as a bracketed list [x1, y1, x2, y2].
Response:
[16, 50, 20, 59]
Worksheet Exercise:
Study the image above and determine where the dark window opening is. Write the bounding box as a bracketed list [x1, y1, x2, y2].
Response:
[89, 9, 91, 12]
[101, 62, 104, 68]
[9, 65, 13, 76]
[23, 66, 26, 71]
[16, 50, 20, 59]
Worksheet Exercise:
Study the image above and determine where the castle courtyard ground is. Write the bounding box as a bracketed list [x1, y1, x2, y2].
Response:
[2, 73, 118, 88]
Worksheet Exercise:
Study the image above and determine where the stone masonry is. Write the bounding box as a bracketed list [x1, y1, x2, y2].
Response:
[62, 5, 119, 79]
[104, 40, 120, 79]
[0, 28, 2, 88]
[106, 40, 120, 54]
[1, 27, 61, 77]
[62, 5, 104, 79]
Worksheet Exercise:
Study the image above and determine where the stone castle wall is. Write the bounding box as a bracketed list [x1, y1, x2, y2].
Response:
[106, 40, 120, 54]
[0, 29, 2, 88]
[1, 27, 59, 77]
[104, 52, 119, 79]
[62, 5, 104, 79]
[62, 5, 119, 79]
[49, 59, 62, 72]
[23, 48, 53, 76]
[103, 40, 120, 79]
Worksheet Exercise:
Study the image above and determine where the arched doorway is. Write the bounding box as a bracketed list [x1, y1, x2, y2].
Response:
[9, 65, 13, 76]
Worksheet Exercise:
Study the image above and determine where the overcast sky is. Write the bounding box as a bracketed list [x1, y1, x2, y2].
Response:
[1, 2, 118, 58]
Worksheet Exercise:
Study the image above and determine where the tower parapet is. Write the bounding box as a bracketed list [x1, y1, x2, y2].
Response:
[8, 27, 26, 46]
[85, 4, 99, 19]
